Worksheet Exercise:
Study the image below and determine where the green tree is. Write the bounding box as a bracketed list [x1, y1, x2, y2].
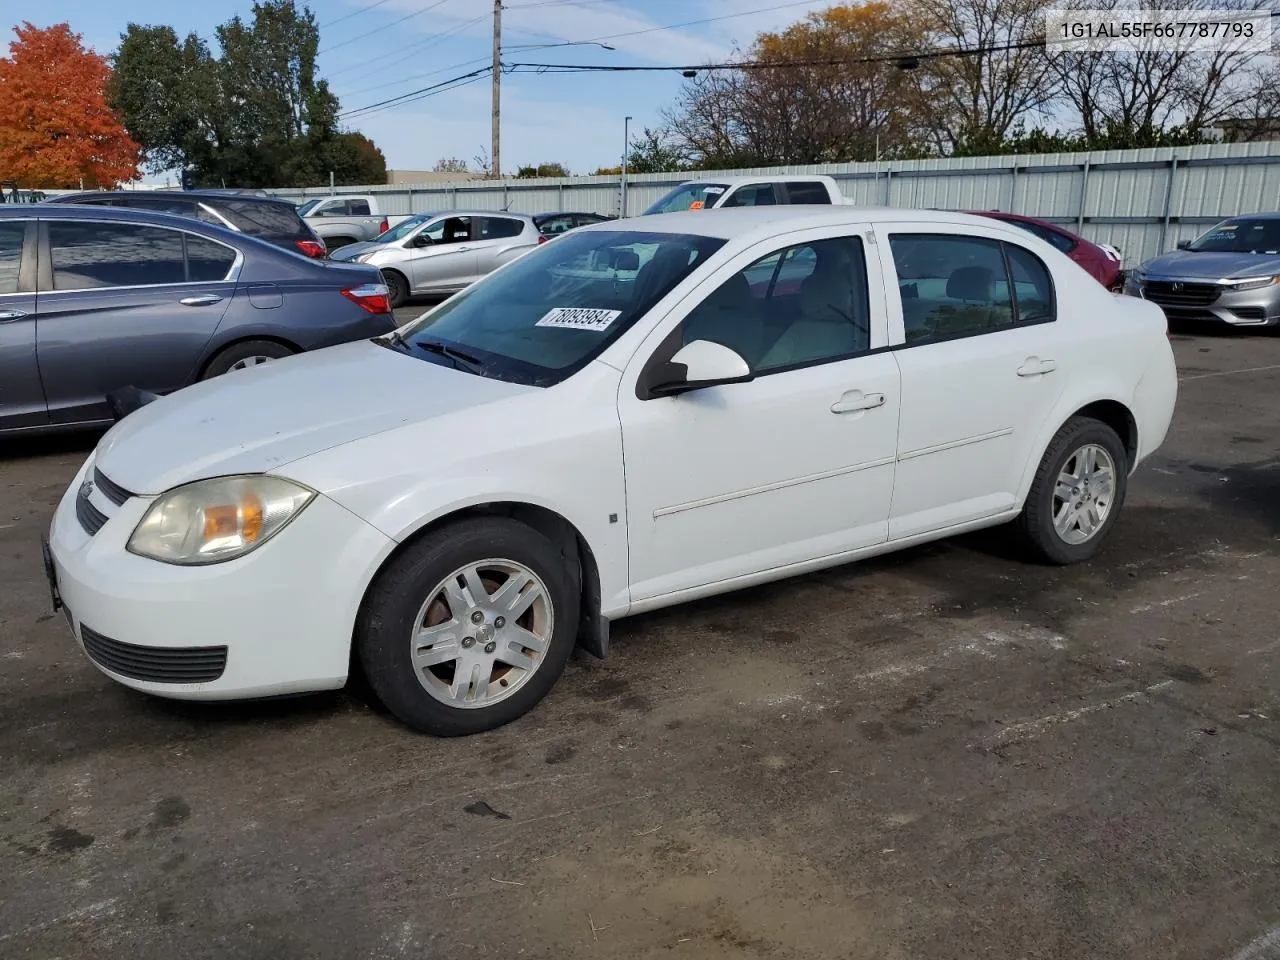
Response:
[515, 162, 570, 178]
[110, 1, 383, 188]
[625, 127, 689, 173]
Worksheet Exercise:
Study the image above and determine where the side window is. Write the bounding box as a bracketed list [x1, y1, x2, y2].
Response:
[0, 222, 24, 294]
[195, 203, 229, 227]
[185, 235, 238, 282]
[1006, 244, 1056, 324]
[479, 217, 524, 240]
[680, 236, 870, 374]
[889, 234, 1013, 344]
[317, 200, 345, 216]
[538, 215, 575, 235]
[48, 222, 187, 290]
[422, 216, 471, 244]
[127, 196, 200, 220]
[720, 184, 777, 208]
[348, 199, 372, 216]
[784, 182, 833, 204]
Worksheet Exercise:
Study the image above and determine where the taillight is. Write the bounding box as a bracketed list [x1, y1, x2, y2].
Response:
[296, 239, 326, 258]
[379, 217, 388, 234]
[341, 283, 392, 315]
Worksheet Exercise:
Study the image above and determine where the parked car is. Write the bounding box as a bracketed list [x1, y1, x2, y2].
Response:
[643, 174, 845, 215]
[970, 210, 1124, 290]
[0, 205, 394, 435]
[296, 194, 412, 250]
[328, 210, 543, 306]
[43, 190, 328, 259]
[532, 211, 615, 240]
[1125, 214, 1280, 326]
[45, 206, 1176, 736]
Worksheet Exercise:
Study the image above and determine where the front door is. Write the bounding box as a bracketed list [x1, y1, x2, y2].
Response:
[873, 224, 1067, 539]
[36, 220, 234, 425]
[0, 219, 46, 430]
[617, 228, 901, 602]
[406, 216, 477, 293]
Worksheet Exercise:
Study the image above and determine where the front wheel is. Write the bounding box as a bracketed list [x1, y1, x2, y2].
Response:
[1016, 416, 1129, 564]
[382, 269, 409, 308]
[356, 518, 580, 736]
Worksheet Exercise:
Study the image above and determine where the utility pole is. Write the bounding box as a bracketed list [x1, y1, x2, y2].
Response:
[620, 115, 631, 217]
[491, 0, 502, 180]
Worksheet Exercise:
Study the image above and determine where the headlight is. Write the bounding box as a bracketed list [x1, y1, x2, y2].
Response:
[1228, 275, 1280, 292]
[128, 475, 315, 565]
[355, 253, 374, 263]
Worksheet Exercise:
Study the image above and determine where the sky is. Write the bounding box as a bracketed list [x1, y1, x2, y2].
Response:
[12, 0, 837, 178]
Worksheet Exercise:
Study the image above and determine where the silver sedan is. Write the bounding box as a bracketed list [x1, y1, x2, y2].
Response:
[330, 211, 542, 306]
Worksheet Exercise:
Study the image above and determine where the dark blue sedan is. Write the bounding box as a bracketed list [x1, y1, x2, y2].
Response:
[0, 205, 396, 435]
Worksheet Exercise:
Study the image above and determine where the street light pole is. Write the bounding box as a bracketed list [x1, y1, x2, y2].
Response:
[491, 0, 502, 179]
[620, 115, 632, 217]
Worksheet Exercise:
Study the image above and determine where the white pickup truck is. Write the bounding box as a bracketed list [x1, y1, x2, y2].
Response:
[641, 174, 847, 215]
[297, 194, 412, 251]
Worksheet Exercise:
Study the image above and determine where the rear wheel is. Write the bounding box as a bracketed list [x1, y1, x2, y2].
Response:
[382, 269, 409, 308]
[356, 517, 579, 736]
[200, 339, 295, 379]
[1016, 416, 1128, 564]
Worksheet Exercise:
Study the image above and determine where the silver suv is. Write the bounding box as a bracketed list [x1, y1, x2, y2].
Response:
[1127, 214, 1280, 327]
[329, 210, 542, 306]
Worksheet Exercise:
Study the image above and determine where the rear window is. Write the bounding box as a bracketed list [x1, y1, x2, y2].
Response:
[217, 199, 311, 241]
[348, 199, 371, 216]
[784, 181, 833, 204]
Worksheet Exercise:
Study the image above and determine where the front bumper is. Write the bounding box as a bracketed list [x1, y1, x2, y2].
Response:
[47, 455, 395, 701]
[1126, 276, 1280, 325]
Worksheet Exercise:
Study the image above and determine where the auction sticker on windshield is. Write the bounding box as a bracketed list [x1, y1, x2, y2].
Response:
[535, 307, 622, 331]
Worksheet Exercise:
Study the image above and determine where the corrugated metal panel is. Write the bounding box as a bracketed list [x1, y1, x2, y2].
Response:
[269, 141, 1280, 267]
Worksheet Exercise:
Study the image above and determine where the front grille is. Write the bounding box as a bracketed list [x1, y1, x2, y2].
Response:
[80, 625, 227, 683]
[93, 468, 134, 507]
[1143, 280, 1221, 307]
[75, 491, 108, 536]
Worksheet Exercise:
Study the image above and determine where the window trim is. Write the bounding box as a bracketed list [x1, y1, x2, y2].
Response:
[635, 232, 877, 399]
[37, 218, 244, 294]
[885, 230, 1057, 350]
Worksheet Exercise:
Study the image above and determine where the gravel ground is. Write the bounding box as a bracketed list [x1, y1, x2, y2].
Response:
[1, 322, 1278, 959]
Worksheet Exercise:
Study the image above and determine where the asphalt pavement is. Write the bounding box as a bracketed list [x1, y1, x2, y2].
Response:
[1, 323, 1278, 959]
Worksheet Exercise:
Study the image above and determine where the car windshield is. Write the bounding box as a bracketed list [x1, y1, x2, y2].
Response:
[1188, 218, 1280, 254]
[388, 229, 726, 386]
[644, 183, 729, 215]
[296, 199, 322, 216]
[377, 213, 435, 243]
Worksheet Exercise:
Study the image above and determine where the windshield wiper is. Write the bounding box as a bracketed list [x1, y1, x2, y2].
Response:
[415, 338, 487, 374]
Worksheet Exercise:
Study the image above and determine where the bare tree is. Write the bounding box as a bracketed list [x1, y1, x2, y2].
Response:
[905, 0, 1060, 152]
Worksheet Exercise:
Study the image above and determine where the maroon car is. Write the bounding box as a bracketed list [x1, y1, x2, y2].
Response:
[969, 210, 1124, 290]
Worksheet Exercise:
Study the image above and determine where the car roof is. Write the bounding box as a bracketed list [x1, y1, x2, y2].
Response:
[0, 202, 286, 249]
[582, 206, 1023, 241]
[46, 190, 298, 208]
[674, 174, 833, 185]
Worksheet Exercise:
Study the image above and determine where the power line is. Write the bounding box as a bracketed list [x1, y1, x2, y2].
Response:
[343, 53, 492, 98]
[320, 0, 396, 29]
[343, 73, 491, 120]
[326, 14, 486, 77]
[542, 0, 822, 47]
[319, 0, 457, 54]
[339, 64, 493, 118]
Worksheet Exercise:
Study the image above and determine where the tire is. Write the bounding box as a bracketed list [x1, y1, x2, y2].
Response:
[356, 517, 580, 736]
[1016, 416, 1129, 565]
[200, 339, 296, 379]
[382, 269, 409, 308]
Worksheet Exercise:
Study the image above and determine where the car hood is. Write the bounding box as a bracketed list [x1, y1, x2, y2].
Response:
[327, 240, 384, 262]
[94, 340, 535, 495]
[1141, 250, 1280, 280]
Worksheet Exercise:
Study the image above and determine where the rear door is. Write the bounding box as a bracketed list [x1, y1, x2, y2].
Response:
[35, 219, 236, 424]
[472, 216, 537, 279]
[0, 219, 45, 430]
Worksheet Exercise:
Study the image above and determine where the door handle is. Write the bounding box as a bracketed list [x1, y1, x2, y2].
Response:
[455, 246, 472, 252]
[0, 309, 28, 322]
[831, 390, 886, 414]
[1016, 357, 1057, 377]
[179, 295, 223, 307]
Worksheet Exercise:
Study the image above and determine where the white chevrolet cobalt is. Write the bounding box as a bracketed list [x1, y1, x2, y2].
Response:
[45, 208, 1178, 736]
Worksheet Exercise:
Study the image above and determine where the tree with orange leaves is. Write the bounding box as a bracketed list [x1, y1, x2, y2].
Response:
[0, 22, 140, 189]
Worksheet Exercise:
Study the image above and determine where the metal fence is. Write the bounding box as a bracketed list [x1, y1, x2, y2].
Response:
[269, 141, 1280, 268]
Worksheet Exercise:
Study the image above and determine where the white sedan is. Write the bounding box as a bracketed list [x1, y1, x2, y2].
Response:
[45, 207, 1177, 736]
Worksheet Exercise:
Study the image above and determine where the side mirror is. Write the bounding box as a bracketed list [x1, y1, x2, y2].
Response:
[649, 340, 752, 397]
[412, 233, 435, 247]
[1176, 240, 1191, 250]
